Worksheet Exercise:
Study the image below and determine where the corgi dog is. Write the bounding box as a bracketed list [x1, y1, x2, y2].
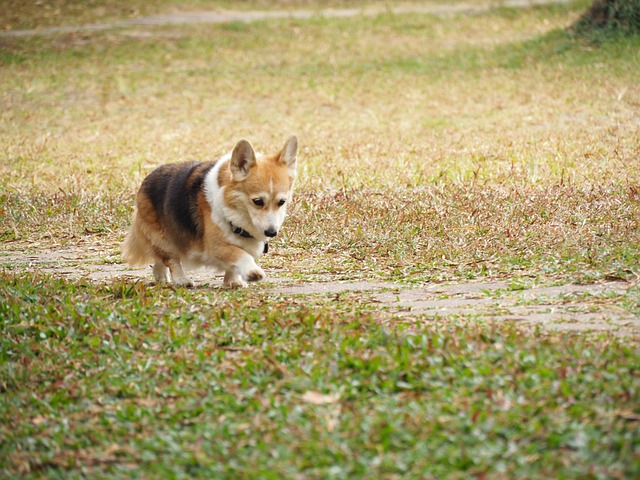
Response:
[123, 136, 298, 288]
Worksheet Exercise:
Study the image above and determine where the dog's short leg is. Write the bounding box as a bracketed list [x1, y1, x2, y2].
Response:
[152, 261, 170, 283]
[223, 268, 247, 289]
[245, 265, 265, 283]
[165, 259, 193, 288]
[221, 254, 265, 288]
[237, 254, 265, 283]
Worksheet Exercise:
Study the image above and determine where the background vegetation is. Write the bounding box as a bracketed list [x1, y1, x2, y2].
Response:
[1, 0, 639, 477]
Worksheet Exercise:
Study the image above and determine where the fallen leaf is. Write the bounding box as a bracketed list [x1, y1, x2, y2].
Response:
[31, 415, 48, 425]
[300, 391, 340, 405]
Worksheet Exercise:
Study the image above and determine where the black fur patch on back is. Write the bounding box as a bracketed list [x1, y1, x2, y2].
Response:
[141, 161, 215, 239]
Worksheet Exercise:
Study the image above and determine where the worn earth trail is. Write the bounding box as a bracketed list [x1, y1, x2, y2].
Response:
[2, 245, 638, 337]
[1, 0, 570, 37]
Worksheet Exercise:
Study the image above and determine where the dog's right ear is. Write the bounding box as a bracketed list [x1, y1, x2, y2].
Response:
[230, 139, 257, 181]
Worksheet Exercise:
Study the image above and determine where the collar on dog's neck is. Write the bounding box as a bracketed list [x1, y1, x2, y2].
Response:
[229, 222, 269, 254]
[230, 222, 253, 239]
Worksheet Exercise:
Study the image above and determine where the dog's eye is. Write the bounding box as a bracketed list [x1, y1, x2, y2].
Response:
[252, 198, 265, 207]
[277, 199, 286, 207]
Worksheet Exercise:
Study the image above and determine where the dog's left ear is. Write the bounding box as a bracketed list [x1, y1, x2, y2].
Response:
[278, 135, 298, 172]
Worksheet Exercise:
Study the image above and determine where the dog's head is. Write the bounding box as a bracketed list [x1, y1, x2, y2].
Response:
[224, 136, 298, 241]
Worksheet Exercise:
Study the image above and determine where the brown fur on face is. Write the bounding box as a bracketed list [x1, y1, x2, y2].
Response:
[122, 136, 298, 288]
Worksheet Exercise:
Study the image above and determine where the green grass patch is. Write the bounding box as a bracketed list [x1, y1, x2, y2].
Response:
[1, 273, 639, 478]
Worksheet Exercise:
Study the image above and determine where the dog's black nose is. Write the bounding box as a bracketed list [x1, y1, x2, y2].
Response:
[264, 229, 278, 238]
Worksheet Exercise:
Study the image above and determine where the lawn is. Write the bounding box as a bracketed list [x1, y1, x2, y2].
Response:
[1, 0, 639, 478]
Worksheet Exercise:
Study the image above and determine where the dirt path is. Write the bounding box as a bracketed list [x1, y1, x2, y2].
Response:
[2, 244, 638, 337]
[1, 0, 570, 37]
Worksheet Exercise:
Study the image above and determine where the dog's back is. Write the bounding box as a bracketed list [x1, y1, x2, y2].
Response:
[123, 161, 218, 265]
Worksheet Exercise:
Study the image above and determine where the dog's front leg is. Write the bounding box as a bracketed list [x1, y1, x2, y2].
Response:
[222, 252, 265, 289]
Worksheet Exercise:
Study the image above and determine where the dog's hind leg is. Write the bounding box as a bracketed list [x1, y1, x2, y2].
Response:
[164, 258, 194, 288]
[152, 261, 170, 283]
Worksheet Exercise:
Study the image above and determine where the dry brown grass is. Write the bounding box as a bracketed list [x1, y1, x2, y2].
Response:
[1, 0, 638, 282]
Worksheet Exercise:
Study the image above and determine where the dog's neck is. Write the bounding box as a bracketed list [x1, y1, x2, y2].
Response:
[229, 221, 253, 239]
[229, 221, 269, 254]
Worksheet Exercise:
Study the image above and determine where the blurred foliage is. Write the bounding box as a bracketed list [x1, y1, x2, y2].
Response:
[573, 0, 640, 37]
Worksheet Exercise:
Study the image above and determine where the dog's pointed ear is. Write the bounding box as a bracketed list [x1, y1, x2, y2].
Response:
[278, 135, 298, 172]
[230, 139, 257, 181]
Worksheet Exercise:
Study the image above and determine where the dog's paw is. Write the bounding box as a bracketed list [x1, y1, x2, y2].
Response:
[222, 278, 247, 289]
[152, 262, 170, 283]
[173, 276, 194, 288]
[235, 256, 265, 283]
[245, 266, 265, 283]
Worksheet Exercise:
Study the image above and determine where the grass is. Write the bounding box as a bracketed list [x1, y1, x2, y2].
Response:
[1, 0, 639, 477]
[1, 273, 639, 478]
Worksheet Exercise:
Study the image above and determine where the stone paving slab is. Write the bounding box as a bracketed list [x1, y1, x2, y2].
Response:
[374, 280, 638, 335]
